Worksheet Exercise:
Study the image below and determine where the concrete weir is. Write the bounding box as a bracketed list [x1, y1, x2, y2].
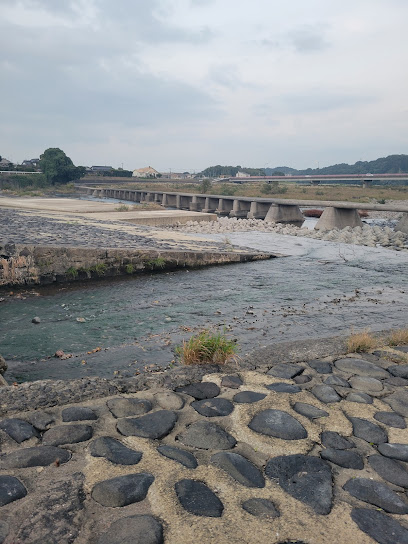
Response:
[82, 187, 408, 231]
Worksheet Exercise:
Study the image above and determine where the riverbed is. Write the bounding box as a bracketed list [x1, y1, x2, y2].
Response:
[1, 232, 407, 383]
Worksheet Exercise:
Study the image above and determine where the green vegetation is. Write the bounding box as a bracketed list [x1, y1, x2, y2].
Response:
[66, 267, 79, 279]
[90, 263, 108, 276]
[115, 203, 130, 211]
[39, 148, 85, 185]
[347, 328, 408, 353]
[201, 165, 265, 177]
[199, 178, 212, 193]
[176, 329, 238, 365]
[145, 257, 166, 270]
[220, 184, 237, 196]
[125, 263, 135, 274]
[260, 182, 288, 195]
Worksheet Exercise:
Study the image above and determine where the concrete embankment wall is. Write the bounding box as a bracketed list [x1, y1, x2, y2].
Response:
[0, 242, 271, 287]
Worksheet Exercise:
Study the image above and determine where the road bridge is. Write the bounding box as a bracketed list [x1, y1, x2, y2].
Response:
[82, 187, 408, 233]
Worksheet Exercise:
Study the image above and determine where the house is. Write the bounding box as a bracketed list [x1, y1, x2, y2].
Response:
[235, 171, 248, 178]
[22, 158, 40, 167]
[0, 158, 12, 168]
[132, 166, 160, 178]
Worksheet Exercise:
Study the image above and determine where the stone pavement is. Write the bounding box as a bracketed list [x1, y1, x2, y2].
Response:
[0, 348, 408, 544]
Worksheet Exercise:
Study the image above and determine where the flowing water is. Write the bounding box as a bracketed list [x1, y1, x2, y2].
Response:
[1, 233, 407, 383]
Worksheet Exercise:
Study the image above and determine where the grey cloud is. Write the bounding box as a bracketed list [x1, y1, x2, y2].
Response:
[289, 25, 330, 53]
[281, 91, 376, 114]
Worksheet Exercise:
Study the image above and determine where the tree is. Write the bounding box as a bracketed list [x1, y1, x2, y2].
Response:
[39, 148, 85, 184]
[199, 178, 212, 193]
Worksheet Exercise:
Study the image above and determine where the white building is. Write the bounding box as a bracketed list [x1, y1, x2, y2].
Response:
[132, 166, 160, 178]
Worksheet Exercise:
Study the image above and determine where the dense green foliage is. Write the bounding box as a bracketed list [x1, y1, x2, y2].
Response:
[200, 165, 265, 177]
[100, 169, 133, 177]
[39, 148, 85, 185]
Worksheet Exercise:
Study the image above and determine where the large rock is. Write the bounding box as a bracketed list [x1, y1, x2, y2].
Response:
[266, 383, 301, 393]
[107, 398, 153, 418]
[0, 476, 27, 506]
[116, 410, 177, 440]
[42, 424, 93, 446]
[233, 391, 266, 403]
[62, 406, 98, 422]
[89, 437, 142, 465]
[155, 392, 184, 410]
[378, 443, 408, 462]
[308, 360, 333, 374]
[388, 364, 408, 379]
[349, 376, 383, 392]
[175, 479, 223, 517]
[91, 473, 154, 507]
[191, 398, 234, 417]
[175, 382, 220, 400]
[177, 421, 236, 450]
[157, 445, 198, 469]
[293, 403, 329, 419]
[311, 385, 341, 403]
[267, 363, 304, 379]
[334, 358, 389, 379]
[249, 409, 307, 440]
[324, 375, 350, 387]
[210, 452, 265, 488]
[351, 507, 408, 544]
[320, 431, 355, 450]
[27, 411, 54, 431]
[385, 389, 408, 417]
[349, 417, 388, 444]
[0, 446, 71, 469]
[368, 455, 408, 488]
[265, 454, 333, 515]
[0, 418, 39, 443]
[343, 478, 408, 514]
[97, 515, 163, 544]
[221, 375, 243, 389]
[320, 448, 363, 469]
[374, 411, 406, 429]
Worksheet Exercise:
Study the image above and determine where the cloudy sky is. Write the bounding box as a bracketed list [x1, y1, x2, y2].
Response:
[1, 0, 407, 171]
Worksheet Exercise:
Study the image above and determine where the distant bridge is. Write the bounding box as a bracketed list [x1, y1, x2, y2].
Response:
[82, 187, 408, 233]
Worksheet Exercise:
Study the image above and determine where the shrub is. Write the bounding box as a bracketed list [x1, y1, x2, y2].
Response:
[176, 329, 237, 365]
[115, 203, 130, 211]
[260, 182, 288, 195]
[66, 267, 78, 279]
[125, 263, 134, 274]
[145, 257, 166, 270]
[347, 330, 378, 353]
[387, 328, 408, 346]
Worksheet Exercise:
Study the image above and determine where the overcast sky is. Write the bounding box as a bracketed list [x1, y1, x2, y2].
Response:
[1, 0, 407, 171]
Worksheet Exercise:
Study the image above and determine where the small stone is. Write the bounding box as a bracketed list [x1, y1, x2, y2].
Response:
[177, 421, 236, 450]
[233, 391, 266, 403]
[266, 383, 301, 393]
[343, 478, 408, 514]
[374, 412, 406, 429]
[0, 521, 8, 544]
[265, 454, 333, 515]
[175, 479, 223, 517]
[62, 406, 98, 422]
[293, 375, 311, 384]
[0, 418, 39, 443]
[349, 417, 388, 444]
[293, 402, 329, 419]
[267, 363, 305, 379]
[320, 448, 364, 469]
[92, 473, 154, 507]
[0, 476, 27, 506]
[385, 389, 408, 417]
[242, 498, 280, 518]
[308, 360, 333, 374]
[388, 364, 408, 379]
[191, 398, 234, 417]
[311, 385, 341, 403]
[27, 412, 54, 431]
[211, 452, 265, 488]
[157, 445, 198, 469]
[249, 409, 307, 440]
[349, 376, 383, 392]
[221, 375, 243, 389]
[155, 392, 184, 410]
[385, 376, 408, 387]
[346, 392, 373, 404]
[0, 446, 71, 469]
[324, 375, 350, 387]
[334, 358, 389, 379]
[351, 507, 408, 544]
[107, 398, 153, 418]
[378, 443, 408, 462]
[42, 424, 93, 446]
[175, 382, 220, 400]
[97, 515, 163, 544]
[368, 455, 408, 488]
[321, 431, 355, 450]
[116, 410, 177, 440]
[90, 437, 142, 465]
[32, 316, 41, 324]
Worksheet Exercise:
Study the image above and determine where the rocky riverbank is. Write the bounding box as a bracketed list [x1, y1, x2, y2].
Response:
[0, 338, 407, 544]
[167, 217, 408, 251]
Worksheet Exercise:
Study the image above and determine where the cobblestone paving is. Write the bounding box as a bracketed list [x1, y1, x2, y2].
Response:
[0, 349, 407, 543]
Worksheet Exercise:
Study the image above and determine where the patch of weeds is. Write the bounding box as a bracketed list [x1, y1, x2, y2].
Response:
[347, 329, 378, 353]
[387, 328, 408, 346]
[115, 203, 130, 211]
[175, 329, 238, 365]
[125, 263, 135, 274]
[377, 198, 386, 204]
[145, 257, 166, 270]
[66, 267, 78, 279]
[90, 263, 108, 276]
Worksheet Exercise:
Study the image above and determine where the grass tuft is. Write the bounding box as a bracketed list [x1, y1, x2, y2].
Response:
[387, 328, 408, 346]
[176, 329, 238, 365]
[347, 330, 379, 353]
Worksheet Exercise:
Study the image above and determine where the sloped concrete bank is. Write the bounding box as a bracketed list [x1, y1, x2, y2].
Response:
[0, 242, 272, 287]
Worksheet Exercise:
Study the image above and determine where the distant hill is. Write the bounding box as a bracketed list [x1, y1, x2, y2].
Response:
[201, 155, 408, 177]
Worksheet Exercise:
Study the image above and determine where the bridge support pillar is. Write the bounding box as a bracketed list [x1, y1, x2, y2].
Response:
[229, 199, 250, 218]
[202, 197, 217, 213]
[216, 198, 232, 216]
[247, 201, 270, 219]
[315, 207, 363, 230]
[189, 195, 200, 211]
[265, 204, 304, 226]
[396, 213, 408, 234]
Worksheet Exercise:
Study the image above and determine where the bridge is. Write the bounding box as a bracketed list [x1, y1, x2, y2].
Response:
[82, 187, 408, 233]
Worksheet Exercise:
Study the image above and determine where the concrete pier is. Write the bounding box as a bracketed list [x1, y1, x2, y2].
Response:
[315, 207, 363, 230]
[264, 203, 304, 226]
[247, 201, 273, 219]
[230, 199, 251, 218]
[216, 198, 233, 216]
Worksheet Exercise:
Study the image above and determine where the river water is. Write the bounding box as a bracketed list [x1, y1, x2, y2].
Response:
[1, 233, 407, 383]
